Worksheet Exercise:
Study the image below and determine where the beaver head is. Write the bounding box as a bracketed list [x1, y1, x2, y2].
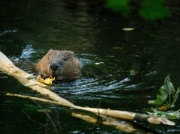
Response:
[36, 49, 81, 81]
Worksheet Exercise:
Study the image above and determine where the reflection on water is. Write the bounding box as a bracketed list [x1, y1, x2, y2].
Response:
[0, 0, 180, 133]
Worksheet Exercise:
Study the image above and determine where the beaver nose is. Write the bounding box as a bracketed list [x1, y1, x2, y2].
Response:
[50, 63, 59, 70]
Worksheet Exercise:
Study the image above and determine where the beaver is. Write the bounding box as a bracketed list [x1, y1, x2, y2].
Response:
[36, 49, 81, 81]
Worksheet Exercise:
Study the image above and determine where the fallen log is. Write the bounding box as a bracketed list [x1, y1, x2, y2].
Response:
[0, 51, 175, 126]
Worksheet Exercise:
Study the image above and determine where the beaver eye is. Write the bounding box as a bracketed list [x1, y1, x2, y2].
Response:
[64, 58, 67, 61]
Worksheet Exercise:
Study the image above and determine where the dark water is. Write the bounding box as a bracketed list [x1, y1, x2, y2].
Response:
[0, 0, 180, 133]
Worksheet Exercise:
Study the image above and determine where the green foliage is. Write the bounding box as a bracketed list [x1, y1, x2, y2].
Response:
[148, 75, 180, 109]
[147, 108, 180, 119]
[139, 0, 171, 20]
[147, 76, 180, 119]
[105, 0, 130, 17]
[105, 0, 171, 20]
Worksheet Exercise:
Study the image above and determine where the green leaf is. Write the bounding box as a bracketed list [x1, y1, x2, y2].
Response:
[166, 111, 180, 119]
[105, 0, 130, 17]
[139, 0, 171, 20]
[147, 108, 180, 119]
[148, 86, 168, 106]
[148, 75, 179, 108]
[159, 85, 168, 98]
[174, 87, 180, 102]
[164, 75, 175, 95]
[156, 94, 167, 106]
[148, 93, 167, 106]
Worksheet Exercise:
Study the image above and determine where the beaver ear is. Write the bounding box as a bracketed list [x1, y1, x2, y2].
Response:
[48, 49, 53, 53]
[66, 52, 73, 58]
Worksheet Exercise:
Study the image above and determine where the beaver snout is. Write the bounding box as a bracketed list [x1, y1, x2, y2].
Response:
[50, 63, 59, 70]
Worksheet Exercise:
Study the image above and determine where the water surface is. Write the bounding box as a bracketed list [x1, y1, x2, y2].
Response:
[0, 0, 180, 133]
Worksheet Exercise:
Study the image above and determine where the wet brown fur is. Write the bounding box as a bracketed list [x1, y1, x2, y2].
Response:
[36, 49, 81, 81]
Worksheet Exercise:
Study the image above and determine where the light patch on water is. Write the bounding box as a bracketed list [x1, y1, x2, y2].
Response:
[0, 29, 17, 36]
[78, 54, 97, 66]
[95, 62, 104, 65]
[78, 57, 94, 67]
[12, 44, 36, 62]
[20, 45, 36, 59]
[52, 77, 132, 96]
[145, 71, 158, 76]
